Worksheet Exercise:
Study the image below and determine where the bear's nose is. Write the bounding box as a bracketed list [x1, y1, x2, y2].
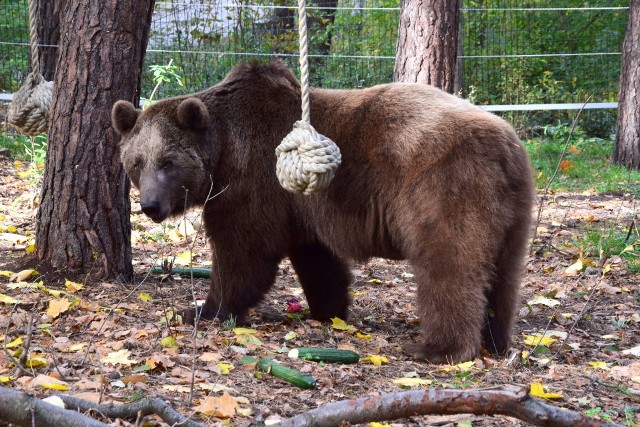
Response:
[140, 200, 163, 221]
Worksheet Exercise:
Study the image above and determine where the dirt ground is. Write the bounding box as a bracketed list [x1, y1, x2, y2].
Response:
[0, 156, 639, 426]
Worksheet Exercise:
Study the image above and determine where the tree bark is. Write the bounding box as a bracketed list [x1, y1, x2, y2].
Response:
[36, 0, 63, 81]
[614, 0, 640, 169]
[394, 0, 460, 92]
[36, 0, 155, 281]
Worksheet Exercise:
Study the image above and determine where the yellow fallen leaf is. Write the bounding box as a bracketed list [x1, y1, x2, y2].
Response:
[138, 292, 152, 302]
[6, 337, 23, 348]
[65, 279, 84, 293]
[103, 349, 137, 366]
[195, 392, 238, 418]
[0, 294, 18, 305]
[355, 332, 372, 341]
[588, 361, 609, 370]
[331, 317, 357, 332]
[367, 278, 383, 284]
[0, 270, 13, 277]
[46, 297, 71, 318]
[66, 343, 88, 352]
[362, 355, 389, 366]
[9, 269, 38, 282]
[233, 328, 258, 335]
[392, 377, 433, 388]
[6, 225, 18, 233]
[25, 243, 35, 254]
[563, 258, 584, 277]
[173, 251, 193, 266]
[523, 334, 557, 347]
[530, 382, 562, 399]
[454, 361, 475, 371]
[370, 423, 393, 427]
[26, 358, 49, 369]
[161, 336, 179, 349]
[632, 376, 640, 384]
[17, 171, 31, 179]
[216, 363, 235, 374]
[0, 376, 13, 383]
[527, 295, 560, 308]
[32, 374, 69, 391]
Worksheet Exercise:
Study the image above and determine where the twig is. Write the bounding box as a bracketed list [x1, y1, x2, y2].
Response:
[531, 95, 593, 253]
[279, 385, 622, 427]
[15, 312, 34, 375]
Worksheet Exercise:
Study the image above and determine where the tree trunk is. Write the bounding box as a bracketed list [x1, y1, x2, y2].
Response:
[394, 0, 460, 92]
[614, 0, 640, 169]
[37, 0, 63, 81]
[36, 0, 155, 281]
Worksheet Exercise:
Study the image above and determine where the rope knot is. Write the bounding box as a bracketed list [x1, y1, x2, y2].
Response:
[8, 72, 53, 136]
[275, 120, 342, 195]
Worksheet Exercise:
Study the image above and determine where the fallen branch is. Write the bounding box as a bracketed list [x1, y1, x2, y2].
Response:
[60, 394, 204, 427]
[278, 385, 622, 427]
[0, 386, 107, 427]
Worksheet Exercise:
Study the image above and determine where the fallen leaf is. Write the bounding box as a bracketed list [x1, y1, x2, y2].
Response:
[331, 317, 357, 332]
[6, 337, 23, 348]
[25, 243, 35, 254]
[65, 343, 88, 353]
[0, 271, 13, 277]
[173, 251, 194, 266]
[32, 374, 69, 391]
[216, 363, 235, 374]
[138, 292, 152, 302]
[161, 336, 179, 349]
[195, 392, 238, 418]
[103, 349, 137, 366]
[559, 160, 574, 174]
[370, 423, 393, 427]
[392, 377, 433, 388]
[232, 328, 258, 335]
[622, 345, 640, 357]
[563, 258, 584, 277]
[25, 358, 49, 369]
[523, 334, 557, 347]
[362, 355, 389, 366]
[527, 296, 561, 308]
[9, 269, 38, 282]
[163, 384, 191, 393]
[530, 382, 562, 399]
[0, 376, 13, 383]
[65, 279, 84, 293]
[588, 361, 609, 370]
[0, 294, 18, 305]
[123, 375, 148, 384]
[46, 297, 71, 318]
[355, 332, 372, 341]
[43, 396, 65, 408]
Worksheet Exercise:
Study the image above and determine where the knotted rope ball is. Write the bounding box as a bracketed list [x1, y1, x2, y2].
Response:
[8, 72, 53, 136]
[275, 120, 342, 195]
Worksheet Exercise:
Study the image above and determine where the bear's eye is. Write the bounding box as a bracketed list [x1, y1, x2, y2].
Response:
[132, 160, 142, 171]
[161, 160, 174, 170]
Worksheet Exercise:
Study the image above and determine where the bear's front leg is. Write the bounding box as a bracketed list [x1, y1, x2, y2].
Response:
[183, 247, 281, 325]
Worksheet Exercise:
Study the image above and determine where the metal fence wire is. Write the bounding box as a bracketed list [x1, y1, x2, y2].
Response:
[0, 0, 629, 134]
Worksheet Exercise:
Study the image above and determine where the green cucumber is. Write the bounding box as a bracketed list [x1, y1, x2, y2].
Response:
[256, 358, 316, 389]
[150, 267, 211, 279]
[288, 347, 360, 364]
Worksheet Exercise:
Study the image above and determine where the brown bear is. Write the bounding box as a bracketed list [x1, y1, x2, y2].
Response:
[112, 61, 533, 364]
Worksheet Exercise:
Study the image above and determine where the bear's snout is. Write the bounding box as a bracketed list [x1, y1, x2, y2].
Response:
[140, 200, 166, 223]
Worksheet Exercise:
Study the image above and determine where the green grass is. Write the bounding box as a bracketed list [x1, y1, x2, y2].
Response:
[575, 226, 639, 272]
[524, 123, 640, 195]
[0, 130, 47, 163]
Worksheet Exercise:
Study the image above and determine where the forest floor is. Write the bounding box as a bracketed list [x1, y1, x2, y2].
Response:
[0, 156, 639, 427]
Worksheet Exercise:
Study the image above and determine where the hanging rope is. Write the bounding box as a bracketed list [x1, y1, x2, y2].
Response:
[275, 0, 342, 195]
[8, 0, 53, 136]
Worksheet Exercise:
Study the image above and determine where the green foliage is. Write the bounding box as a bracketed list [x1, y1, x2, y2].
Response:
[0, 131, 47, 163]
[524, 123, 640, 194]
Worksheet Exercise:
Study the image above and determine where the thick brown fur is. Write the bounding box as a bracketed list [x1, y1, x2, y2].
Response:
[112, 61, 534, 364]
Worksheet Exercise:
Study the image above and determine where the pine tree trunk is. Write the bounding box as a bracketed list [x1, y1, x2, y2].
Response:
[614, 0, 640, 169]
[36, 0, 155, 281]
[394, 0, 460, 92]
[37, 0, 63, 82]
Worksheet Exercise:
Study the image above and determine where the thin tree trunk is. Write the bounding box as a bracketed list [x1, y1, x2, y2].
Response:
[614, 0, 640, 169]
[394, 0, 460, 92]
[36, 0, 156, 281]
[36, 0, 63, 81]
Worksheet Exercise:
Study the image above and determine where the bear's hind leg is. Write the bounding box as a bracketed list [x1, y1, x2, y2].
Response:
[482, 216, 530, 355]
[289, 242, 352, 321]
[405, 228, 492, 364]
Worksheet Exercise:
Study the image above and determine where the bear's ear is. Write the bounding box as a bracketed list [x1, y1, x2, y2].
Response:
[176, 98, 209, 131]
[112, 101, 140, 135]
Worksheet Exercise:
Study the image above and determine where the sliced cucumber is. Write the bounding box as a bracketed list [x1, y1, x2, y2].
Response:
[150, 267, 211, 279]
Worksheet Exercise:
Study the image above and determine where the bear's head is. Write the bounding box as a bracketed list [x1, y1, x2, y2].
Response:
[112, 97, 210, 223]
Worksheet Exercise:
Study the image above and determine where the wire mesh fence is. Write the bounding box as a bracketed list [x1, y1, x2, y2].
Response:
[0, 0, 629, 134]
